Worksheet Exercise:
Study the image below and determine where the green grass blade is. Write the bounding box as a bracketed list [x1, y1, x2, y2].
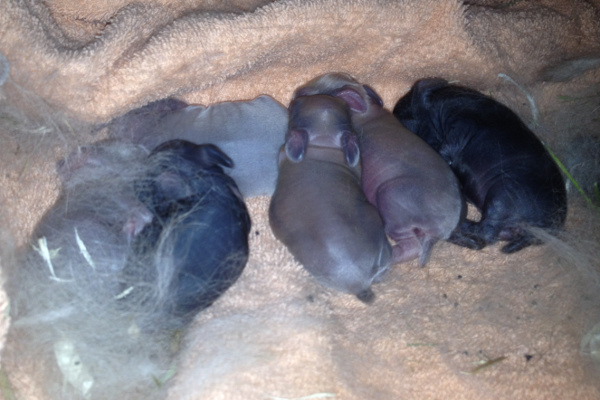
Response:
[545, 145, 598, 211]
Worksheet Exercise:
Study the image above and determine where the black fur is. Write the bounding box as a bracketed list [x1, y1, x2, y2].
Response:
[393, 78, 567, 253]
[132, 140, 251, 320]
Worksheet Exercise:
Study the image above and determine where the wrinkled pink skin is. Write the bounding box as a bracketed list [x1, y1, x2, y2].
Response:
[269, 95, 392, 303]
[294, 73, 463, 266]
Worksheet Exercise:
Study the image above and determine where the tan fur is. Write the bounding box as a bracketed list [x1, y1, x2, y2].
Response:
[1, 0, 598, 123]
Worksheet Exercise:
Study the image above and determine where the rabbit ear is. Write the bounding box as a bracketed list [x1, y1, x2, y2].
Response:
[152, 140, 234, 169]
[341, 131, 360, 167]
[197, 143, 234, 168]
[333, 87, 368, 113]
[362, 85, 383, 107]
[413, 78, 449, 107]
[285, 128, 309, 162]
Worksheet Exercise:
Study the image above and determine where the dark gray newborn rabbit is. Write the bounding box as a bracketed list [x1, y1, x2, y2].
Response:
[393, 78, 567, 253]
[6, 140, 167, 400]
[8, 140, 153, 317]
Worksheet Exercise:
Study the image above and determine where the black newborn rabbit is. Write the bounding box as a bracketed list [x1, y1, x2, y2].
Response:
[131, 139, 251, 321]
[394, 78, 567, 253]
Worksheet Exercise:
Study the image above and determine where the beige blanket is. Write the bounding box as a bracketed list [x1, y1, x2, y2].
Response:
[1, 0, 600, 399]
